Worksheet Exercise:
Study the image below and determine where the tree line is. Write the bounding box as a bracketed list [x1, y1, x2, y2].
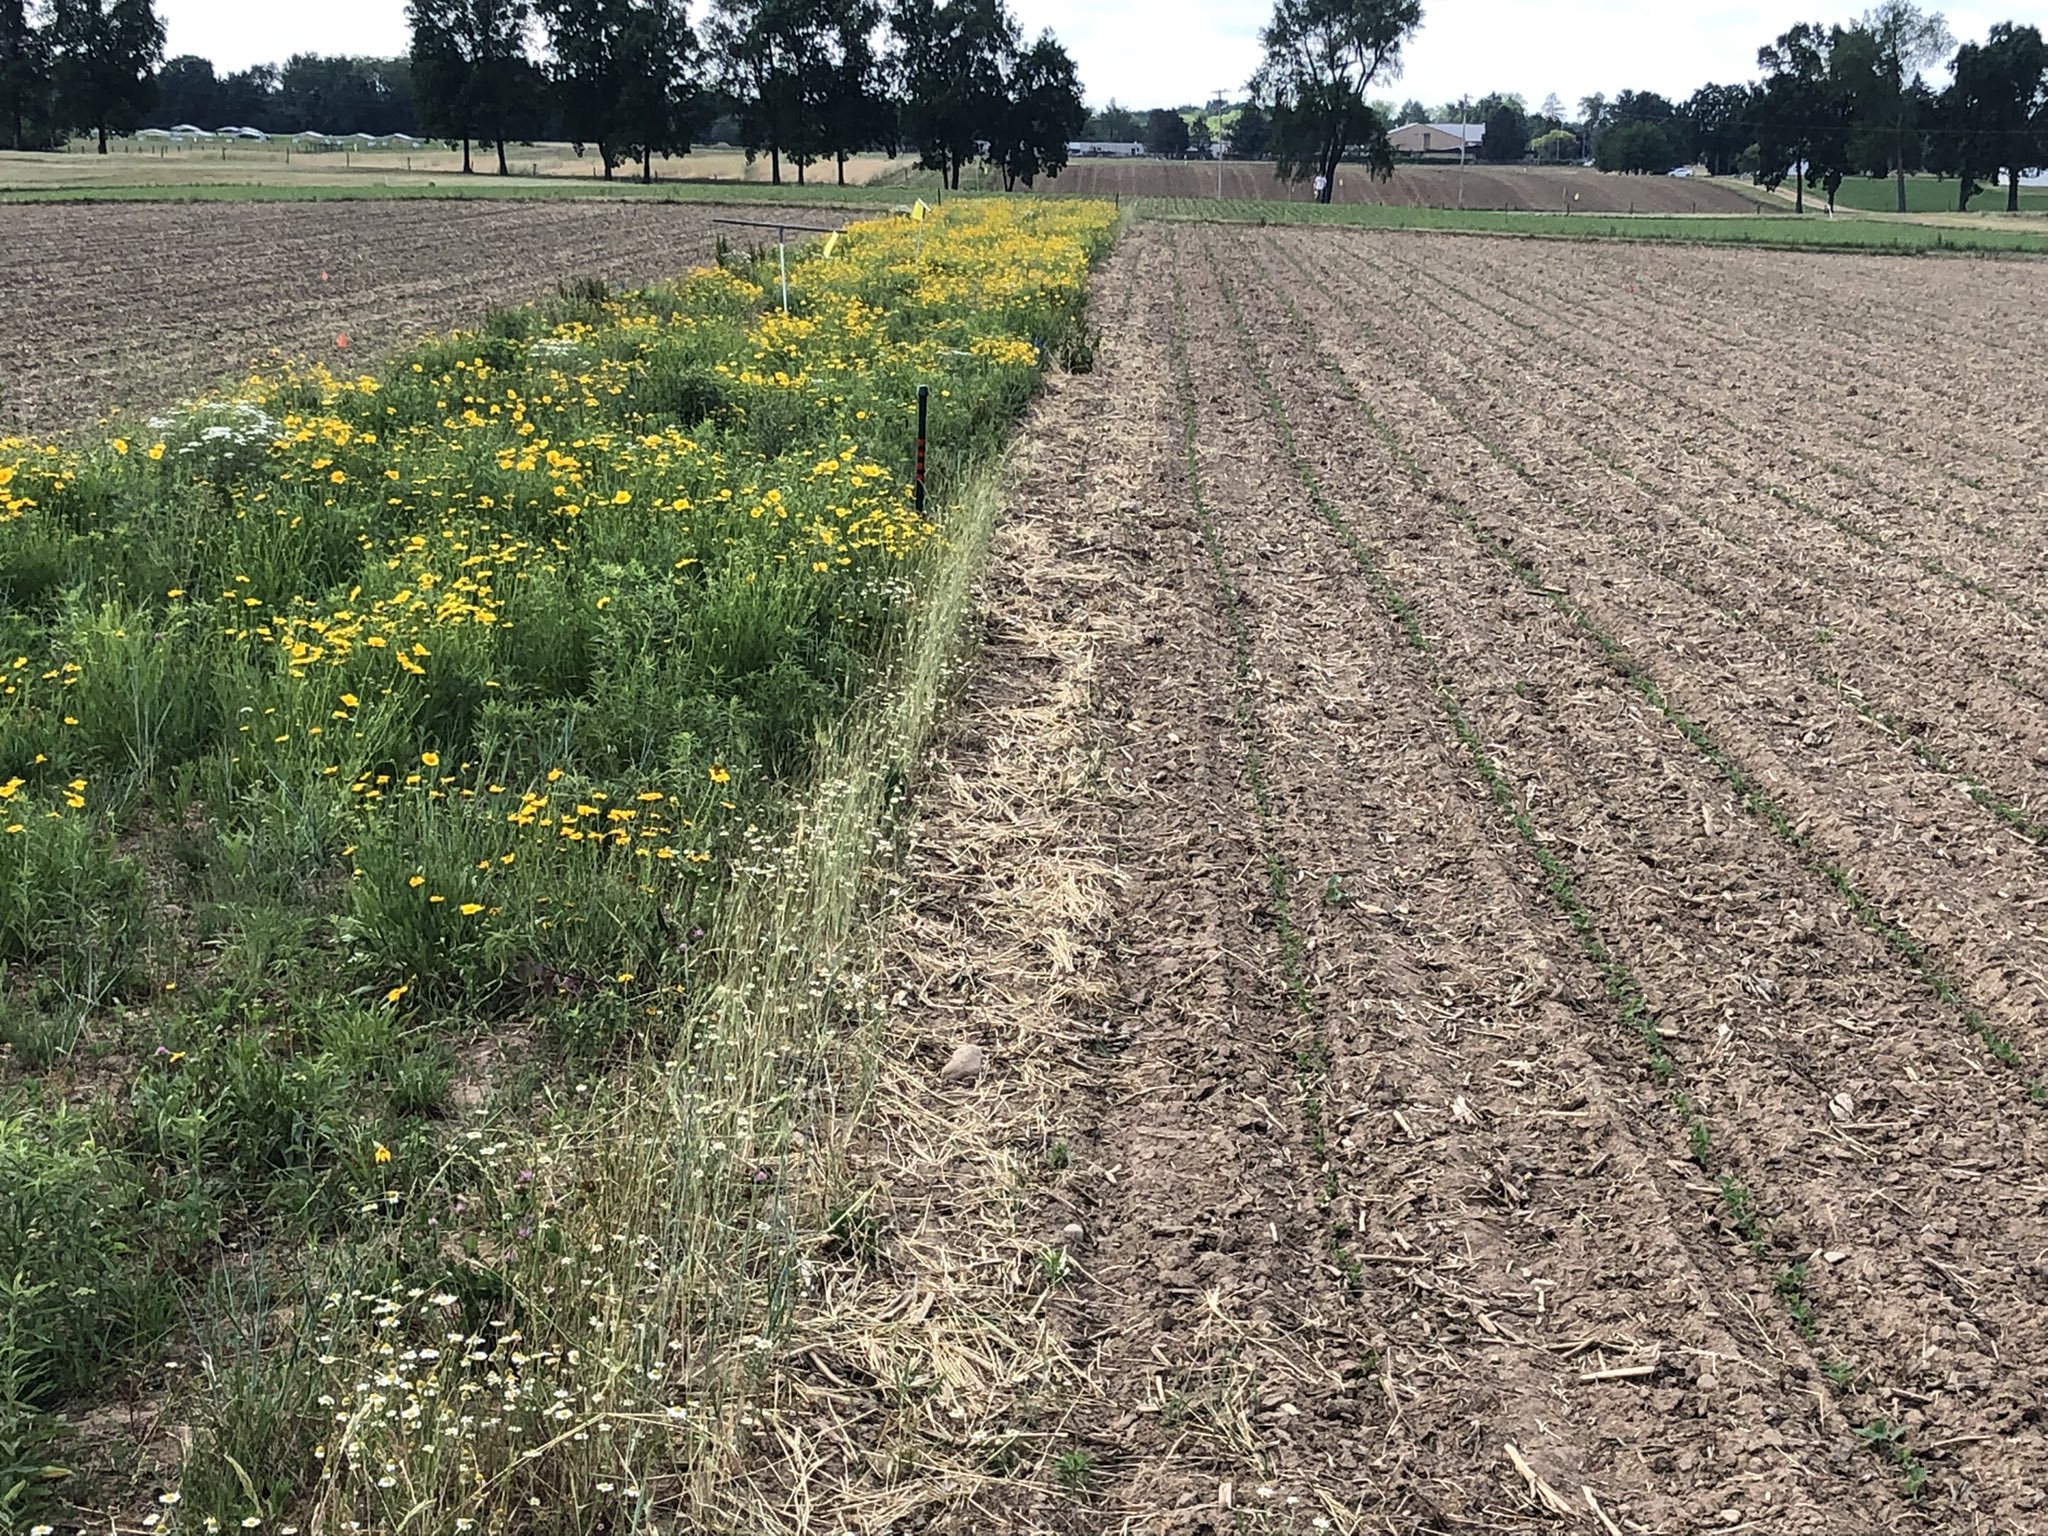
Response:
[1102, 0, 2041, 211]
[0, 0, 1086, 191]
[2, 0, 165, 153]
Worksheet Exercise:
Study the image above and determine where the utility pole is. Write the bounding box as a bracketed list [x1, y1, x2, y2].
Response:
[1213, 85, 1232, 197]
[1459, 95, 1470, 208]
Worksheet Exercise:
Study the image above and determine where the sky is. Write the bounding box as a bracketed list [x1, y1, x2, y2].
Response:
[159, 0, 2015, 114]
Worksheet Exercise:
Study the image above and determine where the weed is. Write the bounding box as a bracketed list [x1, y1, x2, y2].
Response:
[1036, 1247, 1072, 1287]
[1055, 1448, 1095, 1490]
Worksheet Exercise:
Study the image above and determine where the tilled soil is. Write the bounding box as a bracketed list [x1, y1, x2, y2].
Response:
[0, 199, 769, 434]
[861, 224, 2048, 1533]
[1032, 160, 1758, 214]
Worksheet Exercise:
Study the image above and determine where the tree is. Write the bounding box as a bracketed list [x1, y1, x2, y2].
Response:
[1476, 98, 1527, 162]
[1231, 100, 1271, 156]
[47, 0, 163, 152]
[809, 0, 886, 183]
[1393, 96, 1426, 126]
[1756, 23, 1849, 213]
[1188, 113, 1213, 157]
[709, 0, 819, 184]
[1143, 103, 1187, 156]
[409, 0, 536, 174]
[539, 0, 629, 176]
[1530, 126, 1577, 163]
[888, 0, 1014, 188]
[0, 0, 52, 149]
[1594, 117, 1675, 173]
[1834, 1, 1954, 211]
[1577, 91, 1607, 158]
[1949, 22, 2045, 212]
[987, 28, 1081, 187]
[1088, 98, 1138, 140]
[1538, 90, 1564, 125]
[1683, 81, 1756, 175]
[213, 63, 277, 127]
[1251, 0, 1421, 202]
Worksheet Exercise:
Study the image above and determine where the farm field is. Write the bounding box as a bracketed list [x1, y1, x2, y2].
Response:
[3, 141, 914, 191]
[875, 222, 2048, 1532]
[11, 185, 2048, 1535]
[0, 198, 833, 433]
[1036, 158, 1761, 213]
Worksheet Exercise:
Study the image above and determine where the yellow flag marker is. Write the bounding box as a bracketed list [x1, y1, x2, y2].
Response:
[910, 198, 930, 222]
[823, 231, 840, 257]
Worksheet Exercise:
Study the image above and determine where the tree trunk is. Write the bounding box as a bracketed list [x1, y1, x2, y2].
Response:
[771, 145, 780, 183]
[462, 135, 473, 174]
[497, 136, 510, 176]
[1794, 166, 1803, 214]
[642, 146, 653, 184]
[1959, 178, 1971, 213]
[97, 121, 108, 154]
[1894, 127, 1906, 213]
[797, 157, 805, 185]
[2009, 165, 2021, 214]
[836, 151, 845, 185]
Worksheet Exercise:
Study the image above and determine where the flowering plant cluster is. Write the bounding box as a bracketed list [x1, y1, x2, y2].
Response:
[0, 197, 1116, 1533]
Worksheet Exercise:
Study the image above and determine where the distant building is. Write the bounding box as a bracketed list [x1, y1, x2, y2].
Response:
[1387, 122, 1484, 159]
[1067, 141, 1145, 158]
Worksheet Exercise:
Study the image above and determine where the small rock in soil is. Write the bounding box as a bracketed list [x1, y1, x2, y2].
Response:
[940, 1043, 985, 1084]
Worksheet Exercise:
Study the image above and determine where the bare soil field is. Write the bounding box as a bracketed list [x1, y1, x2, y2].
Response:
[1038, 159, 1758, 213]
[0, 198, 791, 433]
[840, 223, 2048, 1531]
[0, 143, 909, 191]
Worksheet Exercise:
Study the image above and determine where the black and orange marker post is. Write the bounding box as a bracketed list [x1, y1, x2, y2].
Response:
[914, 385, 929, 517]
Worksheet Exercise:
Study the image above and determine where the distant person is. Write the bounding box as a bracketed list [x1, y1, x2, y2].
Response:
[1313, 173, 1328, 201]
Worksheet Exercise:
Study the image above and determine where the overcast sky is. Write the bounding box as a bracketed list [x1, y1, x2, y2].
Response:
[158, 0, 2012, 114]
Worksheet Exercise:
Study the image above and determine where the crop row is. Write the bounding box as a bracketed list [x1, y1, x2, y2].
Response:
[1194, 226, 1980, 1506]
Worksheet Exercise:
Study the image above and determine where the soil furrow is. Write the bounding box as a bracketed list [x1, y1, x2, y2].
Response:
[1297, 231, 2048, 839]
[1209, 229, 2048, 1529]
[1472, 245, 2048, 497]
[0, 201, 747, 433]
[1036, 226, 1384, 1534]
[1325, 233, 2048, 638]
[1266, 229, 2048, 1080]
[1179, 230, 1915, 1533]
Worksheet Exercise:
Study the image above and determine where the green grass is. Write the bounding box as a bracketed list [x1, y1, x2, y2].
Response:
[1136, 197, 2048, 254]
[1824, 173, 2048, 214]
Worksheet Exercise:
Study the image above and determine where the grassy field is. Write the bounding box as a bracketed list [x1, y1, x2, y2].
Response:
[0, 198, 1116, 1533]
[1823, 171, 2048, 213]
